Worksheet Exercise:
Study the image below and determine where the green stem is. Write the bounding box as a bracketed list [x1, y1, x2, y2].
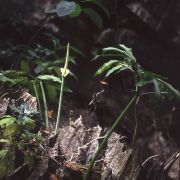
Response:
[40, 81, 49, 129]
[55, 77, 65, 133]
[55, 43, 70, 133]
[83, 95, 137, 180]
[33, 82, 42, 120]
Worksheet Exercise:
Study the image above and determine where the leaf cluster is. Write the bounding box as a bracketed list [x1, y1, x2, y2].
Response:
[95, 44, 180, 100]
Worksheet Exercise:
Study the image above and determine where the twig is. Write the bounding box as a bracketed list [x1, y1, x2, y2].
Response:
[141, 154, 160, 167]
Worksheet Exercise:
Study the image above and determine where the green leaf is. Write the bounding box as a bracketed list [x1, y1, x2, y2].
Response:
[23, 116, 35, 130]
[102, 47, 125, 54]
[0, 139, 10, 144]
[56, 1, 76, 17]
[105, 63, 131, 77]
[95, 60, 119, 75]
[37, 75, 62, 83]
[69, 3, 81, 17]
[157, 78, 180, 99]
[83, 8, 103, 29]
[0, 150, 8, 159]
[3, 122, 19, 137]
[0, 74, 15, 84]
[119, 44, 136, 62]
[0, 116, 16, 126]
[41, 60, 65, 67]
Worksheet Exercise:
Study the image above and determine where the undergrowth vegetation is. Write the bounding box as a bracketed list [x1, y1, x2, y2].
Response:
[0, 0, 180, 180]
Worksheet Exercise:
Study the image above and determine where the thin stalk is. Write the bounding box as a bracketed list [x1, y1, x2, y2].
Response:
[39, 81, 49, 129]
[33, 82, 42, 120]
[55, 43, 70, 133]
[55, 77, 65, 133]
[83, 95, 137, 180]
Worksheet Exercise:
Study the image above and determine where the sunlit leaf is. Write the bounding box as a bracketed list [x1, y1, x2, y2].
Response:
[105, 63, 131, 77]
[37, 75, 61, 83]
[0, 139, 10, 144]
[119, 44, 136, 62]
[95, 60, 119, 75]
[0, 116, 16, 126]
[102, 47, 125, 54]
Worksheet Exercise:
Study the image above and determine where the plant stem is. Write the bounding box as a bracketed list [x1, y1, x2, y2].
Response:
[55, 43, 70, 133]
[83, 95, 137, 180]
[33, 82, 42, 120]
[55, 77, 65, 133]
[39, 81, 49, 129]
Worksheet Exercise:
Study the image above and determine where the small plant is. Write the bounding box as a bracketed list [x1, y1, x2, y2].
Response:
[55, 43, 70, 133]
[0, 104, 41, 179]
[83, 44, 180, 180]
[0, 43, 75, 178]
[0, 43, 75, 132]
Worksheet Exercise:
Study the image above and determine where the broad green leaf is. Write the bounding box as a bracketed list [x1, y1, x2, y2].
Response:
[37, 75, 61, 83]
[0, 116, 16, 126]
[83, 8, 103, 29]
[56, 1, 76, 17]
[95, 60, 119, 75]
[69, 3, 81, 17]
[3, 122, 19, 137]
